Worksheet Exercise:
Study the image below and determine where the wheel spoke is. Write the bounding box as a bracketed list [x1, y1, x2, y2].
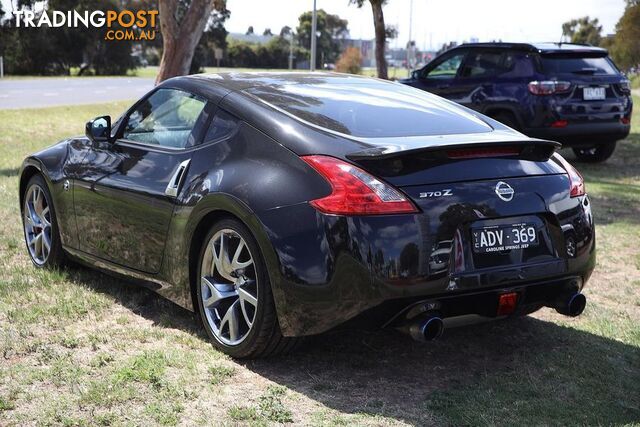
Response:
[237, 286, 257, 307]
[34, 232, 43, 259]
[231, 239, 253, 271]
[40, 206, 50, 226]
[220, 300, 241, 341]
[202, 277, 237, 308]
[42, 232, 51, 258]
[212, 233, 235, 282]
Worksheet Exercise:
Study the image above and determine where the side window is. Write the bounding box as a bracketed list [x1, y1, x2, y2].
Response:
[123, 89, 206, 148]
[460, 51, 504, 78]
[502, 52, 536, 78]
[203, 110, 239, 143]
[423, 52, 466, 79]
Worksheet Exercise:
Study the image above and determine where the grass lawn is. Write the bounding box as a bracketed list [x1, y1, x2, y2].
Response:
[0, 98, 639, 426]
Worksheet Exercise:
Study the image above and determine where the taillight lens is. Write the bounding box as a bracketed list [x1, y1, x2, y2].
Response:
[301, 155, 418, 215]
[555, 154, 585, 197]
[528, 80, 572, 95]
[619, 79, 631, 93]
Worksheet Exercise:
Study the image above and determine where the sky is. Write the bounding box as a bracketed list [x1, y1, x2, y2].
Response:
[0, 0, 628, 51]
[224, 0, 627, 50]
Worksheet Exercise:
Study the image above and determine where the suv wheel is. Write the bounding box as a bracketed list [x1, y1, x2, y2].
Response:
[572, 141, 617, 163]
[196, 218, 300, 358]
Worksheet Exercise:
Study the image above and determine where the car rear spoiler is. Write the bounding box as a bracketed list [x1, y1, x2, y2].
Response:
[346, 138, 561, 163]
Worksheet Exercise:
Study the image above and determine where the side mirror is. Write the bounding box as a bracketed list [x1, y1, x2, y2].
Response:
[85, 116, 112, 143]
[411, 70, 420, 80]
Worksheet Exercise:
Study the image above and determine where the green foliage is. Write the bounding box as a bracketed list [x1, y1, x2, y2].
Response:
[562, 16, 603, 46]
[607, 2, 640, 70]
[226, 37, 304, 69]
[296, 9, 349, 66]
[336, 46, 362, 74]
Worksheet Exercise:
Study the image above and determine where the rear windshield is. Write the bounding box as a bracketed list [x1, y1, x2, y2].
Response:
[541, 54, 618, 75]
[246, 82, 492, 138]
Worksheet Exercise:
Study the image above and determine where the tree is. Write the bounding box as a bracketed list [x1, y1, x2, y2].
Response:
[296, 9, 348, 67]
[263, 28, 273, 36]
[607, 2, 640, 69]
[350, 0, 389, 79]
[156, 0, 227, 84]
[280, 25, 292, 37]
[336, 46, 362, 74]
[0, 0, 135, 75]
[562, 16, 602, 45]
[246, 26, 254, 35]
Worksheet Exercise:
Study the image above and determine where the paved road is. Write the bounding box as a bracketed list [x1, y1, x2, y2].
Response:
[0, 77, 155, 110]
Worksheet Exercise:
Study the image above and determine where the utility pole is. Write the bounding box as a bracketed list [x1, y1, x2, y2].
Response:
[289, 33, 294, 70]
[406, 0, 413, 70]
[310, 0, 317, 71]
[0, 56, 3, 79]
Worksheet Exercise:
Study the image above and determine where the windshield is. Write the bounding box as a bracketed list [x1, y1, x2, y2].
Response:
[541, 54, 618, 75]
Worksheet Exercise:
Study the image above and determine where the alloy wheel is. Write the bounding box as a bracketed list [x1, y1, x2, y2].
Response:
[23, 184, 52, 265]
[200, 229, 258, 346]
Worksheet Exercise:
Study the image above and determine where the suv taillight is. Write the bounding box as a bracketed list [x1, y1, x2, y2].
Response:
[619, 79, 631, 93]
[301, 155, 418, 215]
[528, 81, 572, 95]
[555, 154, 585, 197]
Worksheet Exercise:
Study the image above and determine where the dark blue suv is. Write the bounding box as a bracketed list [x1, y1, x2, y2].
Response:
[401, 42, 633, 162]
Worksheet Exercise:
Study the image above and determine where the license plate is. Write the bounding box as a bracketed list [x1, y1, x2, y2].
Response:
[583, 87, 605, 100]
[472, 223, 538, 253]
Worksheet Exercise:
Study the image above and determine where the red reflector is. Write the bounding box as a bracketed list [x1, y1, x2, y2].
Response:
[446, 147, 520, 159]
[550, 120, 568, 128]
[497, 292, 518, 316]
[621, 117, 630, 125]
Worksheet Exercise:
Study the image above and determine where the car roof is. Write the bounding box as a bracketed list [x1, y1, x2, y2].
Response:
[452, 42, 608, 55]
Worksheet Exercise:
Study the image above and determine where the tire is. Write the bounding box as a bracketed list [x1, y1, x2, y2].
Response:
[490, 111, 520, 131]
[572, 141, 617, 163]
[195, 218, 300, 358]
[22, 174, 65, 268]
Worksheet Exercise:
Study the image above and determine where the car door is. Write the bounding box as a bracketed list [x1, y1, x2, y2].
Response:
[407, 49, 468, 100]
[74, 88, 209, 273]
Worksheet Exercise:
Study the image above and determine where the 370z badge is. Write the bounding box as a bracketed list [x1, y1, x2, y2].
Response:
[419, 189, 453, 198]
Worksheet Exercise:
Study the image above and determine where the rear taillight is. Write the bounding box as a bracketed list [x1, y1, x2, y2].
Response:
[619, 79, 631, 93]
[528, 80, 572, 95]
[555, 154, 585, 197]
[621, 117, 631, 125]
[301, 155, 418, 215]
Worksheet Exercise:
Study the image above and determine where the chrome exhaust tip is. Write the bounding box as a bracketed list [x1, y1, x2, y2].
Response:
[554, 292, 587, 317]
[409, 316, 444, 342]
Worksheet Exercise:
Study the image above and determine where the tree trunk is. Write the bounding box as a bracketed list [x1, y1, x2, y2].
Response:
[370, 0, 388, 80]
[155, 0, 216, 84]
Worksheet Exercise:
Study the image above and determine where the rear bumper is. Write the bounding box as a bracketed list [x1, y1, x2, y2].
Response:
[524, 121, 630, 145]
[257, 188, 596, 337]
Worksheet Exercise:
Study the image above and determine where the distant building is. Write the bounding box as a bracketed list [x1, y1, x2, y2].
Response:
[339, 38, 376, 67]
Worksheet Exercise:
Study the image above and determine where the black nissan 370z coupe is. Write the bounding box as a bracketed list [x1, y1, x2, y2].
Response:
[19, 72, 594, 358]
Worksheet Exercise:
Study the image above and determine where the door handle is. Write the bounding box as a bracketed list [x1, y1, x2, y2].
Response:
[437, 84, 450, 89]
[165, 159, 191, 197]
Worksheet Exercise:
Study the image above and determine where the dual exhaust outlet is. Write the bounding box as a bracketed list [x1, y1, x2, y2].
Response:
[405, 292, 586, 342]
